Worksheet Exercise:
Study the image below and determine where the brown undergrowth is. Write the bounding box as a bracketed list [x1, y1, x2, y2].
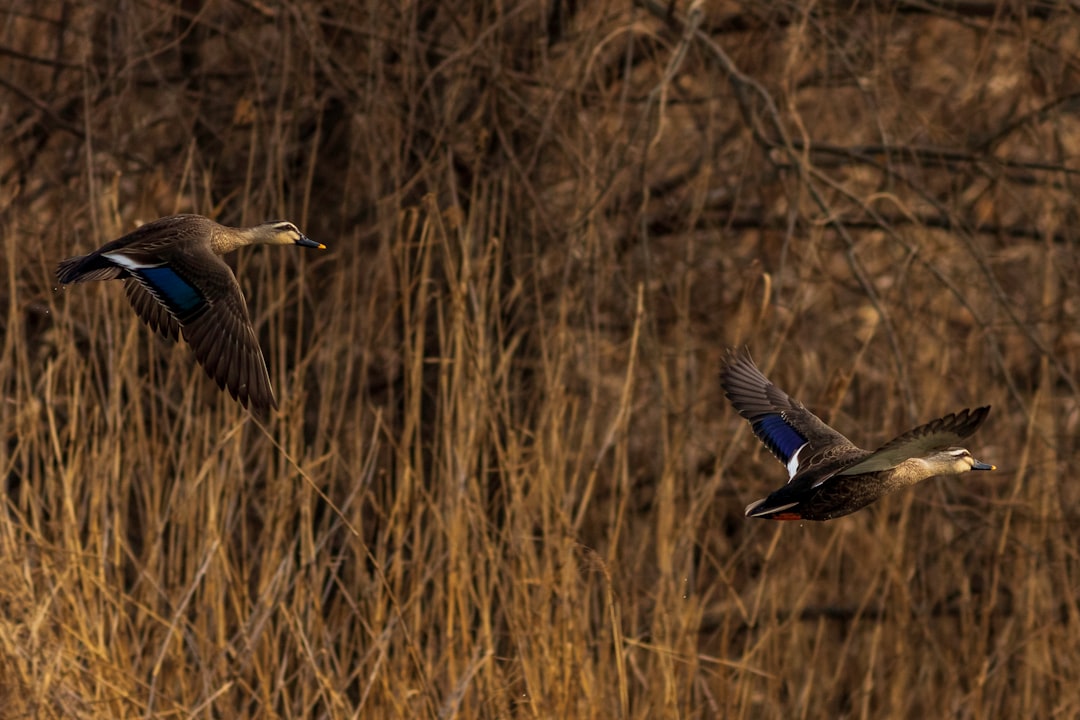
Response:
[1, 1, 1079, 717]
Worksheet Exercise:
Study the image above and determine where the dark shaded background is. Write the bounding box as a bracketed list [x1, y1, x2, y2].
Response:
[2, 1, 1078, 717]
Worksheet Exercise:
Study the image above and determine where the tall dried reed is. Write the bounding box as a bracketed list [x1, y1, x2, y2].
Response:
[1, 1, 1078, 717]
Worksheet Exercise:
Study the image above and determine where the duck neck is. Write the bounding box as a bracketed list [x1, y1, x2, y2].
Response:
[210, 225, 263, 255]
[882, 458, 937, 489]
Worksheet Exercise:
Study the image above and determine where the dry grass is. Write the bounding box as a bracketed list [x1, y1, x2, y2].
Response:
[2, 1, 1080, 717]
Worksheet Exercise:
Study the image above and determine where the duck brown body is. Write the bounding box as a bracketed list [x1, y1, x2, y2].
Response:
[720, 349, 994, 521]
[57, 214, 325, 414]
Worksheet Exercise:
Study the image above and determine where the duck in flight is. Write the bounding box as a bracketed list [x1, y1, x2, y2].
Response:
[57, 214, 325, 415]
[720, 348, 994, 521]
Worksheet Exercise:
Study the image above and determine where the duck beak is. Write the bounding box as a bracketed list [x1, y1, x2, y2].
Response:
[296, 234, 326, 249]
[971, 460, 995, 471]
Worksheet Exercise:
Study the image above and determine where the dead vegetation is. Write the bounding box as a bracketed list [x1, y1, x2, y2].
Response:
[2, 0, 1079, 717]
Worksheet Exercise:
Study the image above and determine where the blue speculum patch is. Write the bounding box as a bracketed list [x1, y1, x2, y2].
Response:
[140, 267, 203, 314]
[752, 414, 807, 462]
